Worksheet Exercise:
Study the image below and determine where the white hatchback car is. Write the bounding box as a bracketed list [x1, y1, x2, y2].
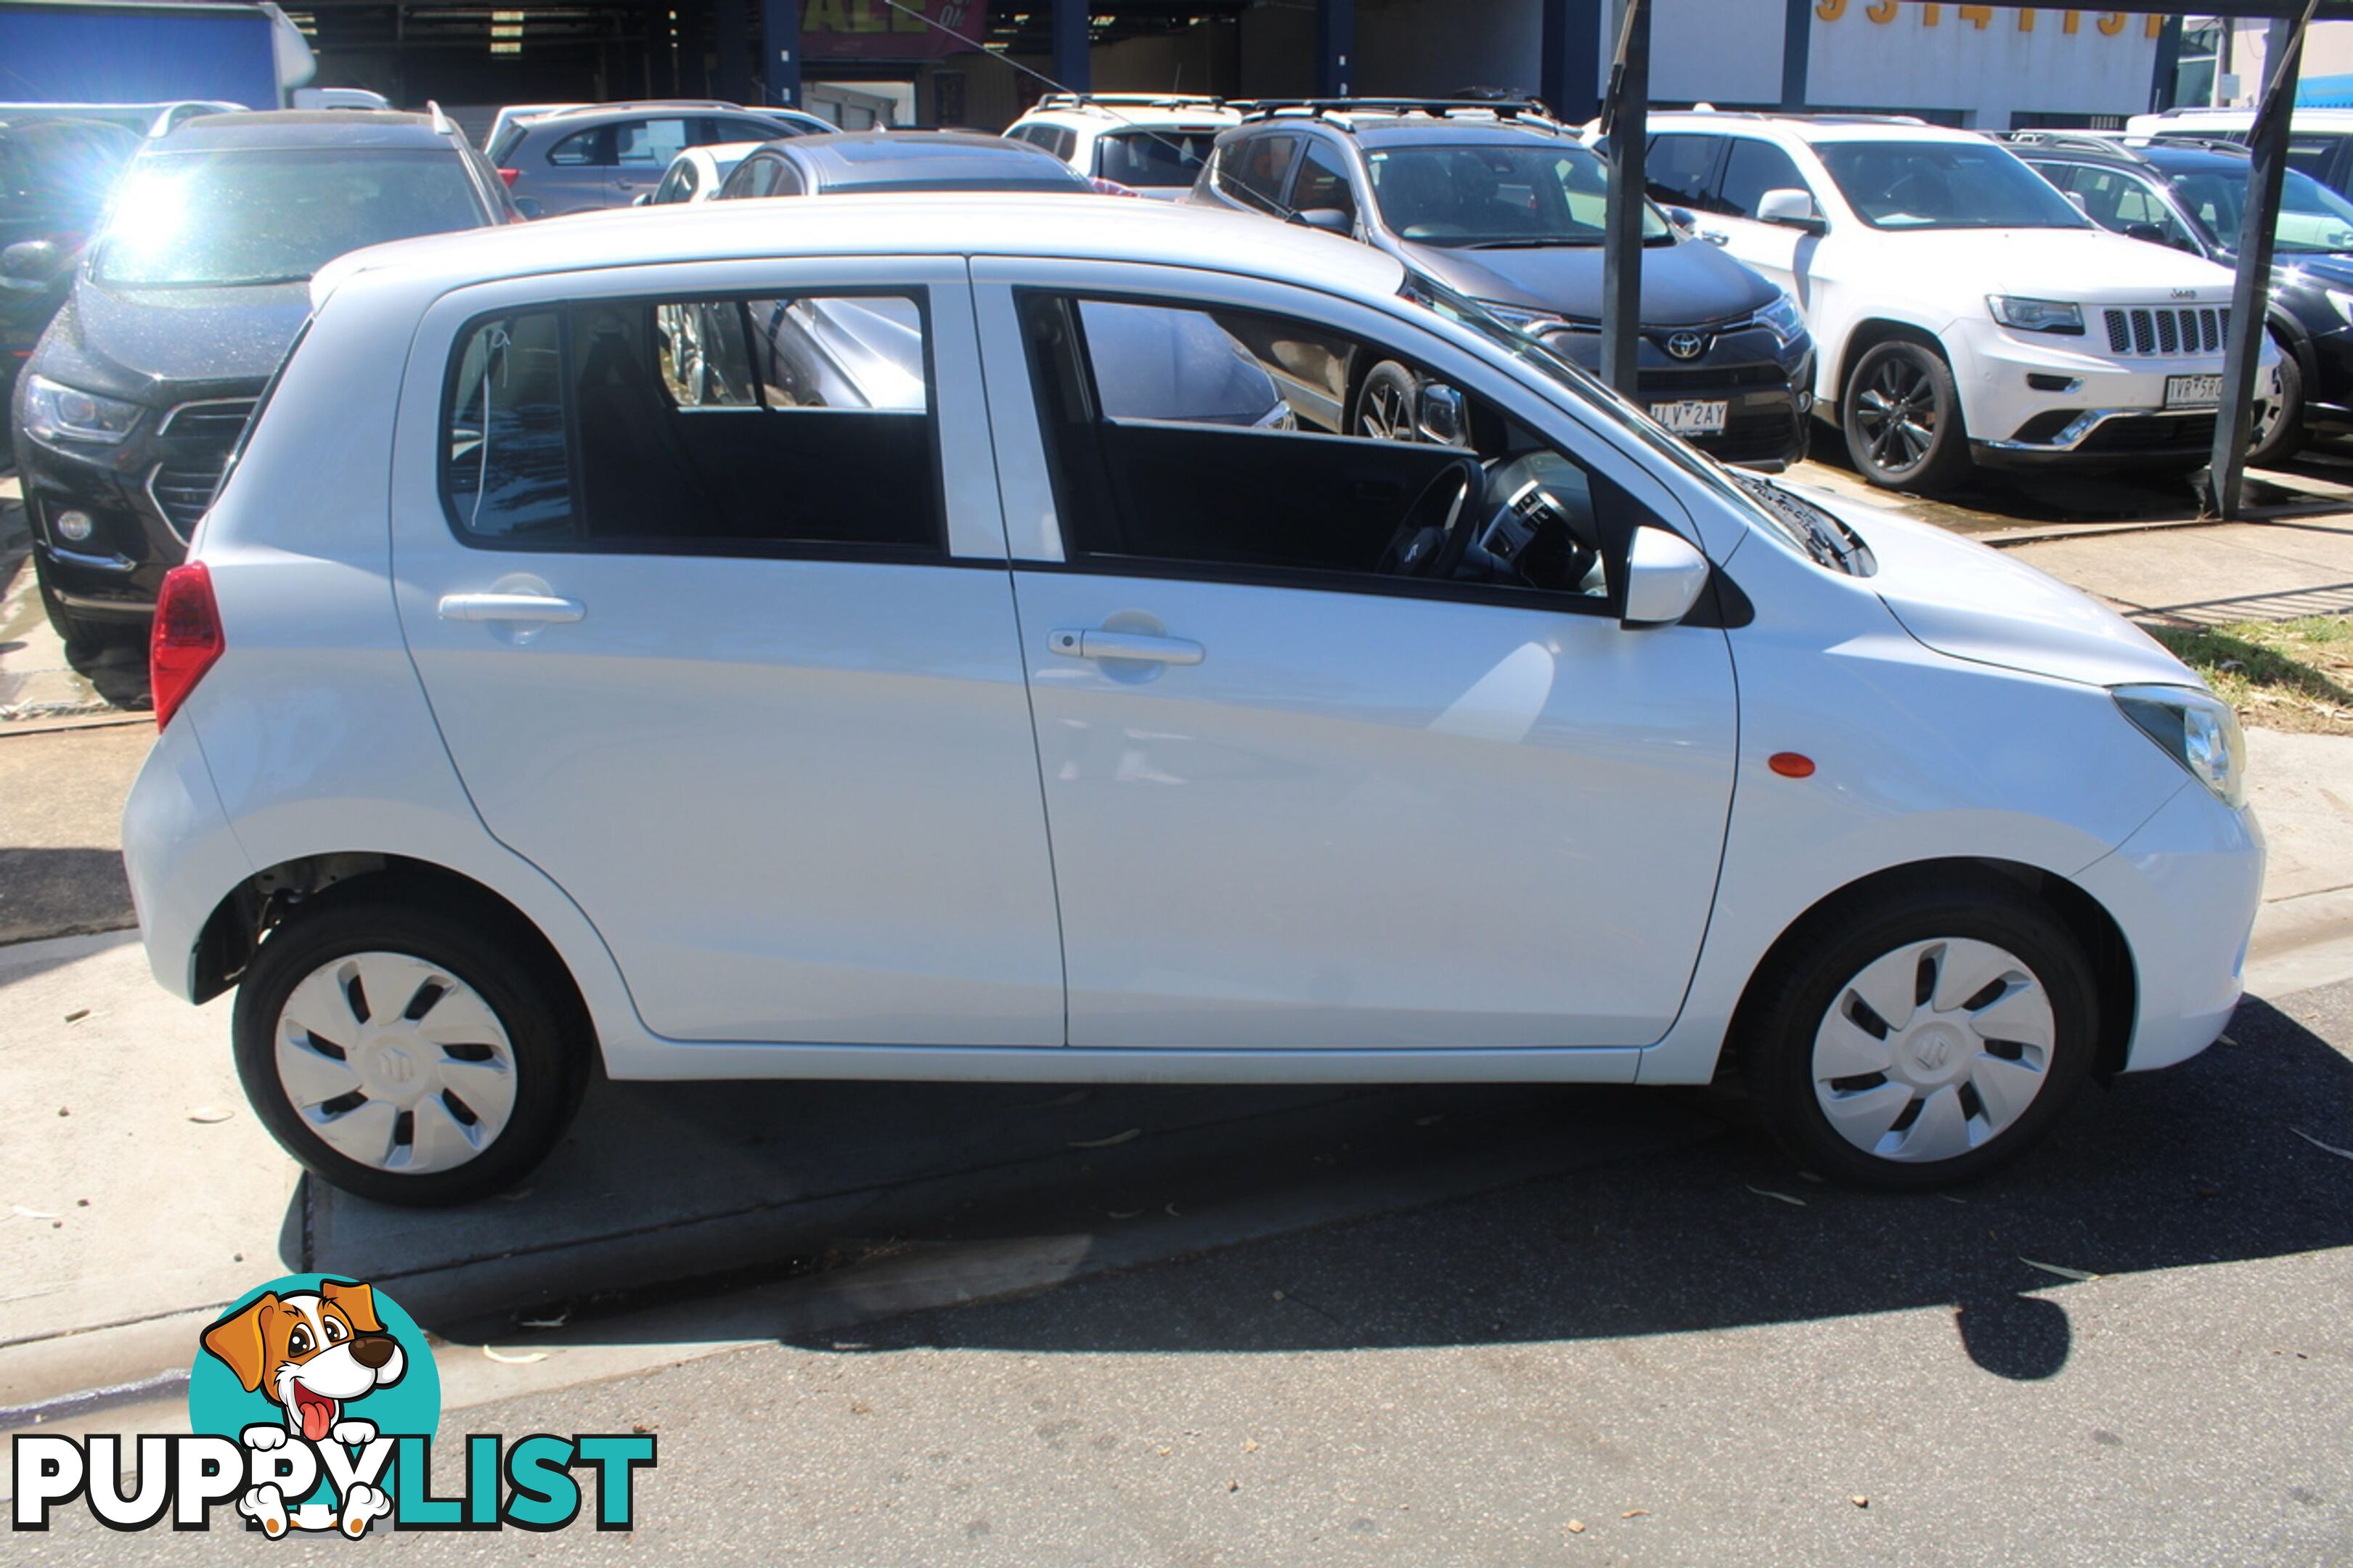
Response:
[123, 197, 2262, 1205]
[1639, 113, 2276, 491]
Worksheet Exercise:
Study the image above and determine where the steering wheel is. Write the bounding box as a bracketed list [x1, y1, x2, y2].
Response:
[1375, 457, 1488, 579]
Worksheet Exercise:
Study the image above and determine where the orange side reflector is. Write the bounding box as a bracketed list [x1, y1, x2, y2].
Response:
[1769, 752, 1816, 779]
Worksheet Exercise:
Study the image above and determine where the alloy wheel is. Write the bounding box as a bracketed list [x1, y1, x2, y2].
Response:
[1853, 354, 1938, 474]
[1809, 936, 2055, 1165]
[1358, 377, 1415, 441]
[274, 951, 519, 1175]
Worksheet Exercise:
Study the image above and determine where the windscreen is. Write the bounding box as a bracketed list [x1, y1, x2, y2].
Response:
[1093, 128, 1219, 187]
[2169, 164, 2353, 253]
[1366, 142, 1671, 246]
[94, 147, 486, 286]
[1814, 139, 2092, 230]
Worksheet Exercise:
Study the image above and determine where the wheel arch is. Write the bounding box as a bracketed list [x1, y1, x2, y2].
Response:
[1721, 856, 2137, 1085]
[191, 853, 598, 1054]
[1832, 316, 1952, 418]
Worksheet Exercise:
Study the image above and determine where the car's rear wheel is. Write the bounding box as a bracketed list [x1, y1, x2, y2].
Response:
[1842, 339, 1972, 492]
[1740, 875, 2097, 1189]
[232, 897, 587, 1206]
[2248, 338, 2307, 468]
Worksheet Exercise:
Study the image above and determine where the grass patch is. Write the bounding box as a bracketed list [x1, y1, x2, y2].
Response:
[2143, 615, 2353, 735]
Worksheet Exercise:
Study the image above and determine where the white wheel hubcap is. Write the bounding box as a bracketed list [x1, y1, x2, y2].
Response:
[1811, 937, 2055, 1164]
[276, 952, 518, 1175]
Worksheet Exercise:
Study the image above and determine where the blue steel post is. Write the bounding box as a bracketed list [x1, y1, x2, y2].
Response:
[1541, 0, 1602, 120]
[1054, 0, 1090, 94]
[1780, 0, 1812, 107]
[715, 0, 750, 102]
[762, 0, 800, 107]
[1318, 0, 1355, 97]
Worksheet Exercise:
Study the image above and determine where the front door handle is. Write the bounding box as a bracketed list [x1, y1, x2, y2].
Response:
[1048, 628, 1204, 665]
[437, 592, 585, 624]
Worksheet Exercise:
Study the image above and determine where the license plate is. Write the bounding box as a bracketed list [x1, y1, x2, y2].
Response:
[2166, 374, 2223, 410]
[1649, 399, 1729, 436]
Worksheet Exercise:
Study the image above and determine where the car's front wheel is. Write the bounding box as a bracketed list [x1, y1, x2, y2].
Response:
[1740, 875, 2098, 1189]
[2249, 337, 2307, 468]
[1842, 339, 1972, 492]
[232, 897, 588, 1206]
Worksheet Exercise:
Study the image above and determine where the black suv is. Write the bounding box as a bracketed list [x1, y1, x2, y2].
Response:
[1186, 99, 1814, 467]
[10, 109, 515, 648]
[2011, 131, 2353, 465]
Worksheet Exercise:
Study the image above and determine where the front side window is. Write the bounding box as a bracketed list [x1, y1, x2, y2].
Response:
[1366, 142, 1669, 245]
[1289, 144, 1358, 224]
[1095, 128, 1218, 188]
[1813, 139, 2091, 230]
[1216, 133, 1300, 213]
[441, 292, 940, 555]
[1021, 290, 1628, 606]
[95, 148, 486, 287]
[1716, 139, 1812, 221]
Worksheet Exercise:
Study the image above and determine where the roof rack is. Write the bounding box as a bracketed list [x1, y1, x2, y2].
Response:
[425, 99, 455, 138]
[1034, 91, 1226, 112]
[2005, 128, 2249, 162]
[1235, 97, 1562, 129]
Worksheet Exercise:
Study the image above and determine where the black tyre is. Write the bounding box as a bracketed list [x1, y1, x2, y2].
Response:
[2248, 338, 2307, 469]
[232, 896, 589, 1206]
[1738, 872, 2098, 1190]
[1842, 338, 1973, 493]
[1350, 359, 1422, 441]
[33, 550, 142, 656]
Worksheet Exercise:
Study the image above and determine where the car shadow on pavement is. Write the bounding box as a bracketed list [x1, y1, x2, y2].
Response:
[0, 844, 136, 944]
[328, 985, 2353, 1385]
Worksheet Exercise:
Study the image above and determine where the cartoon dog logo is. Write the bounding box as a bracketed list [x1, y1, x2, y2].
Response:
[200, 1281, 406, 1538]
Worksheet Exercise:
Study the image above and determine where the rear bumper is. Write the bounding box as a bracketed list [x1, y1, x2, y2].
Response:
[2074, 781, 2266, 1074]
[121, 713, 250, 1003]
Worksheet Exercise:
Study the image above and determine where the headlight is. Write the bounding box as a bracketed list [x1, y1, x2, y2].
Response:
[1481, 301, 1578, 336]
[1755, 292, 1808, 348]
[2112, 684, 2247, 808]
[20, 374, 142, 445]
[1986, 295, 2085, 335]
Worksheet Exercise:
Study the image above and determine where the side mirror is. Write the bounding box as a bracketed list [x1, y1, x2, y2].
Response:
[512, 196, 545, 220]
[1, 240, 63, 281]
[1417, 383, 1467, 446]
[1620, 526, 1711, 629]
[631, 191, 653, 207]
[2121, 220, 2169, 246]
[1755, 187, 1825, 234]
[1293, 207, 1353, 235]
[1664, 205, 1698, 230]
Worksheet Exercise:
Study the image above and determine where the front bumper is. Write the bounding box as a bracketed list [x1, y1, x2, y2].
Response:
[2073, 780, 2266, 1074]
[1547, 322, 1814, 469]
[1949, 314, 2277, 467]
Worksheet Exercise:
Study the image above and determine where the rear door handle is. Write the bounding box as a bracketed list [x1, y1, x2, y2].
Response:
[1048, 628, 1204, 665]
[437, 592, 585, 624]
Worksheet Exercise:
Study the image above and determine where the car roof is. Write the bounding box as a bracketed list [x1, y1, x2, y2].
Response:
[152, 110, 462, 152]
[778, 130, 1088, 187]
[2140, 106, 2353, 128]
[313, 193, 1405, 309]
[1645, 112, 1976, 145]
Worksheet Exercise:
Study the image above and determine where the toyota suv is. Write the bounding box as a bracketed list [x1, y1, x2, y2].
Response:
[120, 196, 2257, 1205]
[1188, 100, 1814, 468]
[1642, 112, 2275, 492]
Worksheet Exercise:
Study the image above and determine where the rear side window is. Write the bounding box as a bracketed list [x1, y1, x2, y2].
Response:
[441, 293, 941, 556]
[615, 118, 691, 168]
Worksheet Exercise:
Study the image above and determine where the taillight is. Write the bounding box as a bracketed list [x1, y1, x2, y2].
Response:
[498, 167, 520, 187]
[150, 562, 224, 730]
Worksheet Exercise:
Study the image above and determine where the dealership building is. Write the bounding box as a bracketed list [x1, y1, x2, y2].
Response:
[286, 1, 2182, 132]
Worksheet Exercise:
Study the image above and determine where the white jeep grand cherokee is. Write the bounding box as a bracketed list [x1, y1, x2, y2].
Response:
[123, 196, 2261, 1204]
[1639, 113, 2277, 491]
